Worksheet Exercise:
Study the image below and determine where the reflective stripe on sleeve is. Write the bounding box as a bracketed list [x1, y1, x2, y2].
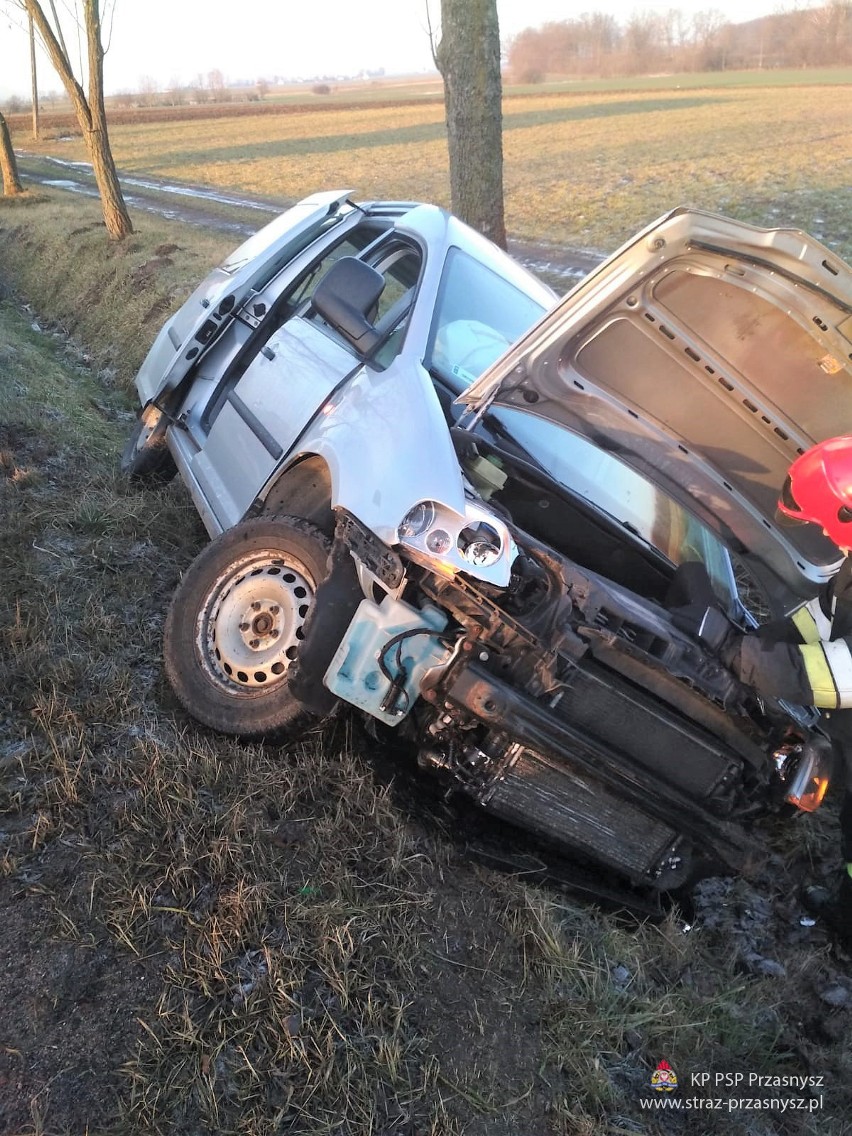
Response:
[823, 640, 852, 708]
[798, 639, 852, 708]
[807, 595, 835, 639]
[792, 606, 821, 644]
[798, 643, 840, 708]
[792, 598, 834, 643]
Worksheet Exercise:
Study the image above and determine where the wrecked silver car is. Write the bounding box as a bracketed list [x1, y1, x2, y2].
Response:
[124, 191, 852, 892]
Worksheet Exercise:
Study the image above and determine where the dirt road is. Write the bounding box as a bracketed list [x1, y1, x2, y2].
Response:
[16, 153, 603, 291]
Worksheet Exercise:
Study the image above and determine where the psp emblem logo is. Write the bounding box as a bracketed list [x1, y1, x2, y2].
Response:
[650, 1060, 678, 1093]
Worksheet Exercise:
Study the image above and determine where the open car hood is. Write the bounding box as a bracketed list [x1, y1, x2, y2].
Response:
[461, 208, 852, 608]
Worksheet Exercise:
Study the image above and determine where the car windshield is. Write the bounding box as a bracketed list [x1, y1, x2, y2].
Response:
[427, 248, 547, 390]
[491, 407, 739, 610]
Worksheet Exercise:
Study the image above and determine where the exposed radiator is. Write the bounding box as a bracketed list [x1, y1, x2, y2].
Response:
[480, 745, 681, 882]
[554, 658, 737, 799]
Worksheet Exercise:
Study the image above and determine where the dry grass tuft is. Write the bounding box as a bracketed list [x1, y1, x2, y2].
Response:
[0, 188, 231, 392]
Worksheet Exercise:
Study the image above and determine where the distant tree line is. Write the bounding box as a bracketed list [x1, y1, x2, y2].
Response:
[113, 71, 271, 110]
[507, 1, 852, 81]
[3, 73, 277, 116]
[3, 88, 62, 114]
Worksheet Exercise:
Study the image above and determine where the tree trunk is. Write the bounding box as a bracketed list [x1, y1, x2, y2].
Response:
[0, 113, 25, 196]
[437, 0, 506, 249]
[83, 0, 132, 239]
[23, 0, 133, 239]
[87, 122, 131, 237]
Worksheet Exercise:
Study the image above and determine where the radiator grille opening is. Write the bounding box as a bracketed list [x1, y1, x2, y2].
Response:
[481, 746, 680, 881]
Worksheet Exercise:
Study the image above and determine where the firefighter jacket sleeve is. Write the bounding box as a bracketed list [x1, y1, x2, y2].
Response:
[737, 566, 852, 709]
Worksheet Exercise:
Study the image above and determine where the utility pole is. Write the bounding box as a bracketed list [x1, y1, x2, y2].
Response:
[29, 9, 40, 140]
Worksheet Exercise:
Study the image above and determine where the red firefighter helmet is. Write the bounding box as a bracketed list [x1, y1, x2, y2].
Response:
[777, 436, 852, 548]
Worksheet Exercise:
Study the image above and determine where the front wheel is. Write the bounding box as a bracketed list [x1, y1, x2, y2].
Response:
[163, 516, 331, 737]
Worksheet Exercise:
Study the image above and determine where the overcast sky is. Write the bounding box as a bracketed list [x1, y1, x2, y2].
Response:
[0, 0, 817, 99]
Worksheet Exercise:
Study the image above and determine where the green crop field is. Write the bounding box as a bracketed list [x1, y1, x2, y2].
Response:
[19, 79, 852, 260]
[507, 65, 852, 95]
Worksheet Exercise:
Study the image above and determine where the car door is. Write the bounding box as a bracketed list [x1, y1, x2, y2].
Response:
[134, 190, 359, 406]
[190, 236, 424, 531]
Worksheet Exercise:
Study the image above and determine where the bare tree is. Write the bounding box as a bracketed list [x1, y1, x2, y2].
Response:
[692, 9, 727, 70]
[137, 74, 159, 107]
[805, 0, 852, 64]
[505, 6, 850, 80]
[578, 12, 620, 74]
[508, 14, 621, 81]
[433, 0, 506, 249]
[623, 10, 668, 74]
[189, 73, 209, 104]
[507, 26, 547, 83]
[166, 78, 186, 107]
[0, 111, 25, 195]
[20, 0, 132, 238]
[207, 68, 226, 101]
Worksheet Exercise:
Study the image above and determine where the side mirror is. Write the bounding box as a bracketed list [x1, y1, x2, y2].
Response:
[312, 257, 384, 353]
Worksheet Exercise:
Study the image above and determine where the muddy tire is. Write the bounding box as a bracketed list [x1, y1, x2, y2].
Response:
[164, 516, 331, 737]
[121, 412, 176, 484]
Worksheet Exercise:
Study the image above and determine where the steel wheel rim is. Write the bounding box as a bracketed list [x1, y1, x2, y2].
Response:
[197, 549, 315, 695]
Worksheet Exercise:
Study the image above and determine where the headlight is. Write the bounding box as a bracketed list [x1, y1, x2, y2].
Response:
[399, 501, 437, 538]
[396, 499, 515, 587]
[426, 528, 452, 555]
[458, 522, 502, 567]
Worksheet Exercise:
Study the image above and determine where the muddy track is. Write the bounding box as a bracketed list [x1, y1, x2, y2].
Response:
[17, 154, 604, 289]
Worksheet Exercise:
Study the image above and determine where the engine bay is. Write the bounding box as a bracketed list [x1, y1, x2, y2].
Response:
[343, 414, 827, 888]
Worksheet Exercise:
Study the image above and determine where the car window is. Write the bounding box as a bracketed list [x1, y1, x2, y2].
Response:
[366, 246, 422, 368]
[492, 407, 739, 609]
[427, 248, 547, 390]
[287, 225, 381, 309]
[304, 239, 423, 365]
[372, 246, 420, 322]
